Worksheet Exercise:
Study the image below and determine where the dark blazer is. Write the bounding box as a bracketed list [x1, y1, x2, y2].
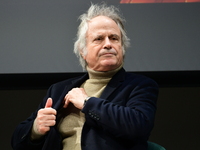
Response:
[11, 68, 159, 150]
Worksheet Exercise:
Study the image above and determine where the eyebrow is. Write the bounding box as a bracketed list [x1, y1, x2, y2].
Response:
[94, 34, 120, 39]
[109, 34, 120, 38]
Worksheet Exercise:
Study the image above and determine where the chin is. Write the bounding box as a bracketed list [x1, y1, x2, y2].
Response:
[94, 59, 122, 71]
[100, 64, 119, 72]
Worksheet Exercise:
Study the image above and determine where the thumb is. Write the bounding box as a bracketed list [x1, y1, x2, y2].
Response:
[45, 98, 53, 108]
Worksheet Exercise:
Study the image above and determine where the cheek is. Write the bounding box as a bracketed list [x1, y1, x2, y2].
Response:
[117, 46, 123, 57]
[84, 51, 97, 64]
[87, 46, 100, 58]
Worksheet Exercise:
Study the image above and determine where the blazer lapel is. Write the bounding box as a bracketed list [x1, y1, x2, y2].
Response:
[54, 73, 89, 110]
[100, 68, 126, 100]
[53, 68, 126, 109]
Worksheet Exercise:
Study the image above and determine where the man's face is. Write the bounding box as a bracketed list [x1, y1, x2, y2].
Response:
[82, 16, 123, 72]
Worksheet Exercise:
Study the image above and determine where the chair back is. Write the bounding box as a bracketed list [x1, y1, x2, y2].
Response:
[148, 141, 166, 150]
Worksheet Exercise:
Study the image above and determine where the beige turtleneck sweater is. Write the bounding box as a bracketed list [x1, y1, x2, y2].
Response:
[57, 65, 122, 150]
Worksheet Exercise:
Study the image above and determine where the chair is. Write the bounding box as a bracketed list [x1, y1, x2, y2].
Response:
[148, 141, 166, 150]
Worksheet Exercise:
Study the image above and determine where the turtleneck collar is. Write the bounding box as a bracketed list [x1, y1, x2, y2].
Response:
[86, 64, 123, 79]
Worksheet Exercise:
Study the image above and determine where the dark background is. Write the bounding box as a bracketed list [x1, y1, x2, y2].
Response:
[1, 0, 200, 73]
[1, 83, 200, 150]
[0, 0, 200, 150]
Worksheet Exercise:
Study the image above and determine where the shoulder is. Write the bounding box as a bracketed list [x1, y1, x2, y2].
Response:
[126, 73, 159, 91]
[51, 76, 81, 88]
[46, 73, 88, 96]
[127, 72, 157, 84]
[115, 68, 158, 87]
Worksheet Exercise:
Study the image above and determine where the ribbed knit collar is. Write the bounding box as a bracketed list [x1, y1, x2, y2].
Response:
[86, 64, 123, 79]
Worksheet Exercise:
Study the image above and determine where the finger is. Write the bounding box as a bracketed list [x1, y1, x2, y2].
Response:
[43, 120, 56, 127]
[37, 113, 56, 121]
[80, 88, 87, 94]
[45, 98, 53, 108]
[63, 98, 70, 108]
[38, 108, 57, 116]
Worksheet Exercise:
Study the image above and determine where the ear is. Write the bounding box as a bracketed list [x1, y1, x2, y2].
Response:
[80, 51, 86, 60]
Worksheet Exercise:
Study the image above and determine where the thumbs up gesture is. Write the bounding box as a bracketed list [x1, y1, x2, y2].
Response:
[31, 98, 57, 140]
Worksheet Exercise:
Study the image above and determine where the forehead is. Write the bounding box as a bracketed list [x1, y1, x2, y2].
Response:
[87, 16, 121, 36]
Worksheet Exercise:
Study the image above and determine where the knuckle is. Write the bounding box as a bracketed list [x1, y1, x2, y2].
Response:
[37, 119, 44, 125]
[38, 109, 44, 114]
[52, 115, 56, 120]
[37, 115, 44, 120]
[52, 120, 56, 126]
[52, 109, 57, 115]
[39, 127, 49, 134]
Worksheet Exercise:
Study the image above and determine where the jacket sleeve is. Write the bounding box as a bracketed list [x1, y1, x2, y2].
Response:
[82, 75, 159, 140]
[11, 86, 54, 150]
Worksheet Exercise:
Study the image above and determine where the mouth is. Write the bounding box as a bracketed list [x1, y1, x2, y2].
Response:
[99, 53, 116, 58]
[99, 49, 117, 57]
[99, 51, 117, 57]
[102, 53, 115, 56]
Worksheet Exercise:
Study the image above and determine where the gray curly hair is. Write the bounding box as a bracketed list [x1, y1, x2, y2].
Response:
[74, 3, 130, 70]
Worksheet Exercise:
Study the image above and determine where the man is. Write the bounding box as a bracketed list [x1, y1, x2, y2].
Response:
[11, 3, 159, 150]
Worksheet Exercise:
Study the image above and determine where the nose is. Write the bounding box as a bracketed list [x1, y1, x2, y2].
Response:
[103, 37, 112, 50]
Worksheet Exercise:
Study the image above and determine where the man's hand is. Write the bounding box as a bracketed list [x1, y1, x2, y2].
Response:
[63, 88, 88, 109]
[32, 98, 57, 139]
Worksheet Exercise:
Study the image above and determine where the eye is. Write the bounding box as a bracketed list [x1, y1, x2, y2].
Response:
[110, 35, 120, 41]
[96, 38, 101, 41]
[111, 37, 119, 42]
[95, 37, 102, 41]
[93, 36, 103, 43]
[112, 37, 117, 40]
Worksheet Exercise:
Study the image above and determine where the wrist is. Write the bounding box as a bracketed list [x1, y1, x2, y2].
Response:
[83, 97, 91, 107]
[31, 121, 44, 141]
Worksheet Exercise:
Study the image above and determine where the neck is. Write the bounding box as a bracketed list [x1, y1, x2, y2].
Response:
[86, 64, 123, 79]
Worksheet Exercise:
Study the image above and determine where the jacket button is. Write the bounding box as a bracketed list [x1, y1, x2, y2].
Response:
[21, 134, 26, 140]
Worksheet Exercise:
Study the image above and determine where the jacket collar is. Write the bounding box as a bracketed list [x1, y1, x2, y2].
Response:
[54, 68, 126, 109]
[100, 68, 126, 99]
[54, 74, 89, 110]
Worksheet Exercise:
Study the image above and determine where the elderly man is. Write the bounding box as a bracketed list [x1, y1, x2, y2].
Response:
[12, 3, 158, 150]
